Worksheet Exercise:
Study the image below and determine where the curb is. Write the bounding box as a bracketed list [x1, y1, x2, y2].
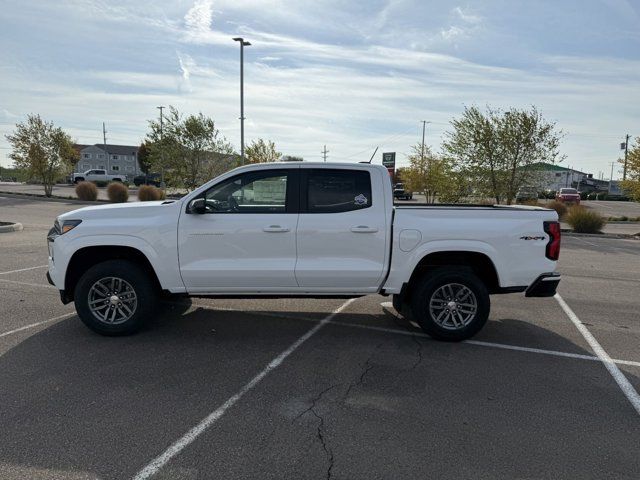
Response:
[0, 222, 23, 233]
[561, 229, 640, 240]
[0, 191, 109, 204]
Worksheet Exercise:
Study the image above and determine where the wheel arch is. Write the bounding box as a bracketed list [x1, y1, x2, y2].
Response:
[63, 245, 162, 303]
[401, 250, 501, 304]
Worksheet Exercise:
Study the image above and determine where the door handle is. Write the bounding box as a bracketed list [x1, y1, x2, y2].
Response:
[350, 225, 378, 233]
[263, 225, 290, 233]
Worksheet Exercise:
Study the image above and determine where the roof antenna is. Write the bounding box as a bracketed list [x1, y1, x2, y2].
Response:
[363, 146, 378, 164]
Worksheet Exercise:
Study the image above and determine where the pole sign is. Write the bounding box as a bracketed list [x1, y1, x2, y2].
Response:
[621, 142, 626, 150]
[382, 152, 395, 177]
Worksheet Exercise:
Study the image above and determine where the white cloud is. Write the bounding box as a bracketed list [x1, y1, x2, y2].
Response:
[184, 0, 214, 33]
[453, 6, 482, 25]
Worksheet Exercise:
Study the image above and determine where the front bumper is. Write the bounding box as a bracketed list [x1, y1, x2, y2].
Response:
[525, 272, 561, 297]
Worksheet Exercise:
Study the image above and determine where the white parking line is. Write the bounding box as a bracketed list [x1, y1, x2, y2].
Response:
[132, 298, 356, 480]
[0, 265, 48, 275]
[0, 312, 75, 338]
[0, 278, 56, 289]
[185, 301, 640, 368]
[555, 293, 640, 415]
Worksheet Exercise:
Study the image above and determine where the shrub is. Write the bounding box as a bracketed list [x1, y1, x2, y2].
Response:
[107, 182, 129, 203]
[565, 206, 605, 233]
[75, 181, 98, 201]
[517, 199, 542, 207]
[138, 184, 163, 201]
[546, 200, 568, 219]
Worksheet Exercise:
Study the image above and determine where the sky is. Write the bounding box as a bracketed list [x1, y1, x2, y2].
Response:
[0, 0, 639, 178]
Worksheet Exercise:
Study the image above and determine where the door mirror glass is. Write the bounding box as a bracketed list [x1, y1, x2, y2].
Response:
[189, 197, 207, 214]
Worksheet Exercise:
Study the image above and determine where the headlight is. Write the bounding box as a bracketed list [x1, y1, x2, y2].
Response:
[48, 219, 82, 242]
[60, 219, 82, 234]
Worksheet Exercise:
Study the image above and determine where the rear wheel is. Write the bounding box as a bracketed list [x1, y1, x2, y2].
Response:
[410, 267, 490, 341]
[74, 259, 157, 336]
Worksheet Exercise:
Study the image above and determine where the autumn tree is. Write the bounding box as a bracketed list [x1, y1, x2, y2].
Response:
[145, 106, 235, 190]
[245, 139, 281, 164]
[6, 114, 78, 197]
[620, 137, 640, 201]
[403, 144, 465, 203]
[442, 106, 564, 204]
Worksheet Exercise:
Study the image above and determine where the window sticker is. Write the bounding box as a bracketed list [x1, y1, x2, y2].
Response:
[354, 194, 368, 206]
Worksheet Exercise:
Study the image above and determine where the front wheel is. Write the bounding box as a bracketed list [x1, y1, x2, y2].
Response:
[74, 259, 158, 336]
[410, 267, 490, 341]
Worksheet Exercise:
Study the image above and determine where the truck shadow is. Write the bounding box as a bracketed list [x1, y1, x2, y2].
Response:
[0, 301, 636, 479]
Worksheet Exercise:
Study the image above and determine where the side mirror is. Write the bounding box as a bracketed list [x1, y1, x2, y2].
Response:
[189, 197, 207, 214]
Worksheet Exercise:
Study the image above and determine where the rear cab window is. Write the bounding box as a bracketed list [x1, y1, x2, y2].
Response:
[304, 169, 372, 213]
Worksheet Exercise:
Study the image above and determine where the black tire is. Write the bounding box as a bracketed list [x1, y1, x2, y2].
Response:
[74, 177, 84, 184]
[74, 259, 157, 336]
[410, 267, 490, 342]
[392, 294, 403, 312]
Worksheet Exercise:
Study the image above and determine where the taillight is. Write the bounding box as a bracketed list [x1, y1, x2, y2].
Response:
[544, 221, 561, 260]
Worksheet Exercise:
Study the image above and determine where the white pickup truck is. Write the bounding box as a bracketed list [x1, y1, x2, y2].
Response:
[47, 162, 561, 341]
[72, 169, 125, 184]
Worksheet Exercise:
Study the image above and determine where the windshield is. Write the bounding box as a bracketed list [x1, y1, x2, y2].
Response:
[561, 188, 578, 194]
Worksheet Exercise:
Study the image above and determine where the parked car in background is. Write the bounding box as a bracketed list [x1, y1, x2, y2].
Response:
[556, 188, 581, 205]
[516, 186, 539, 202]
[393, 183, 413, 200]
[72, 169, 125, 184]
[133, 173, 161, 187]
[47, 162, 561, 342]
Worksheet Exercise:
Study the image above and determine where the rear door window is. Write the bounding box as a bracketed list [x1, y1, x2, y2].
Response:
[305, 169, 372, 213]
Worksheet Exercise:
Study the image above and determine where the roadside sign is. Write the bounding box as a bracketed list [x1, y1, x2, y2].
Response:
[382, 152, 396, 168]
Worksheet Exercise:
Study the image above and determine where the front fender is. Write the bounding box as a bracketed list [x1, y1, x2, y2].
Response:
[53, 234, 185, 293]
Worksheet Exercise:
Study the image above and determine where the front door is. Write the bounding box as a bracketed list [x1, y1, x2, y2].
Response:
[178, 168, 299, 292]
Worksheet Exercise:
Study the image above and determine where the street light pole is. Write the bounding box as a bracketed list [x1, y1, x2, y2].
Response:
[156, 106, 164, 186]
[233, 37, 251, 165]
[622, 134, 630, 181]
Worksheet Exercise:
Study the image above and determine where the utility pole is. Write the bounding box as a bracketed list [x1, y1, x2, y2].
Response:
[622, 133, 630, 181]
[157, 106, 164, 186]
[233, 37, 251, 164]
[103, 122, 109, 172]
[321, 145, 329, 162]
[608, 161, 615, 194]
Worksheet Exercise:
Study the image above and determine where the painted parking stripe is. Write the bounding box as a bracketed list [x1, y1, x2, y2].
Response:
[555, 293, 640, 415]
[0, 264, 48, 275]
[0, 312, 75, 338]
[0, 278, 56, 289]
[132, 298, 356, 480]
[185, 301, 640, 368]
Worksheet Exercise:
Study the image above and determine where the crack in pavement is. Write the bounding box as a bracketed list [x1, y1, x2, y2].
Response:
[293, 384, 339, 479]
[409, 333, 424, 370]
[344, 341, 385, 399]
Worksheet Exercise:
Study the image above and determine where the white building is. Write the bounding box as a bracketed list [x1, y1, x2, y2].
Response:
[75, 144, 141, 179]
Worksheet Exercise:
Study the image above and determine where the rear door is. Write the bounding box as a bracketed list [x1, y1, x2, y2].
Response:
[178, 168, 299, 292]
[295, 167, 388, 291]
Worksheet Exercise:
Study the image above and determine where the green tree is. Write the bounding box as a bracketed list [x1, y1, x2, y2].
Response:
[5, 114, 78, 197]
[137, 141, 152, 174]
[282, 155, 303, 162]
[442, 106, 564, 204]
[145, 106, 235, 190]
[620, 137, 640, 201]
[403, 144, 464, 203]
[245, 139, 281, 164]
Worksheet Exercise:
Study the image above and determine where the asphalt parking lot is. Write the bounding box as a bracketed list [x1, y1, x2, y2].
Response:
[1, 195, 639, 479]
